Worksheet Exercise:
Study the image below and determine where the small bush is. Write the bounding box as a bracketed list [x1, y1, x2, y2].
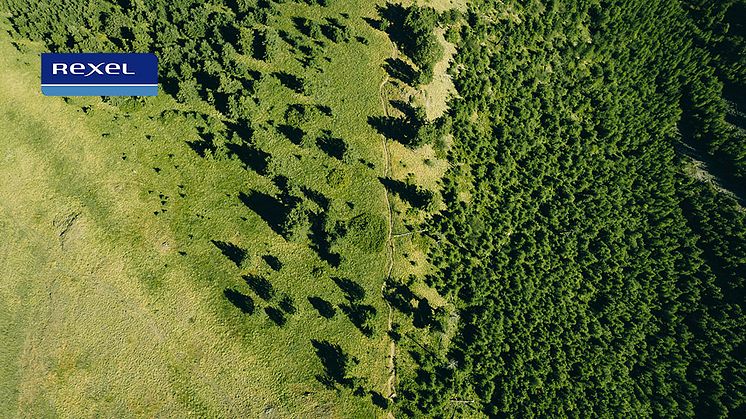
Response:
[344, 213, 387, 253]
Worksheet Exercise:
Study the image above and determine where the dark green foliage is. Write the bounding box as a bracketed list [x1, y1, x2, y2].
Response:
[395, 0, 746, 417]
[403, 8, 442, 85]
[238, 27, 255, 55]
[411, 116, 443, 148]
[677, 175, 746, 306]
[285, 103, 326, 127]
[281, 199, 313, 241]
[379, 3, 443, 85]
[238, 177, 323, 242]
[680, 0, 746, 185]
[308, 21, 323, 40]
[326, 167, 349, 188]
[4, 0, 272, 114]
[323, 18, 351, 43]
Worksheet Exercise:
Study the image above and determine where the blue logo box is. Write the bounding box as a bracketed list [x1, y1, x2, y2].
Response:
[41, 53, 158, 96]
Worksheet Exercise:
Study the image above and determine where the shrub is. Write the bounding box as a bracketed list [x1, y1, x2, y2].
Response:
[344, 213, 387, 253]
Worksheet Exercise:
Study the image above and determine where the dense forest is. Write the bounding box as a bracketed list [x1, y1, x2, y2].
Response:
[1, 0, 744, 417]
[395, 0, 746, 417]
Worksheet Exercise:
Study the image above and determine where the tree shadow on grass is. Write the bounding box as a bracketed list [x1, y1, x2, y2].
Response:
[238, 191, 287, 236]
[385, 280, 443, 330]
[311, 339, 356, 389]
[277, 124, 305, 145]
[383, 280, 417, 315]
[277, 29, 301, 50]
[316, 104, 333, 117]
[226, 141, 270, 175]
[224, 288, 255, 314]
[362, 17, 383, 31]
[368, 115, 416, 145]
[224, 118, 255, 140]
[321, 18, 350, 43]
[316, 130, 348, 160]
[265, 306, 287, 326]
[308, 296, 336, 319]
[332, 277, 376, 337]
[332, 277, 366, 302]
[263, 254, 282, 271]
[309, 213, 341, 267]
[187, 138, 215, 158]
[243, 274, 275, 301]
[273, 71, 305, 93]
[377, 3, 420, 63]
[187, 128, 218, 157]
[211, 240, 247, 267]
[413, 298, 434, 329]
[389, 99, 419, 120]
[379, 177, 434, 209]
[384, 58, 417, 85]
[251, 28, 268, 61]
[291, 16, 313, 36]
[339, 303, 377, 337]
[300, 186, 330, 211]
[279, 294, 297, 314]
[370, 391, 389, 409]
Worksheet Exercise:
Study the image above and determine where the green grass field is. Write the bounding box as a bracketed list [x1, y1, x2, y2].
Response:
[0, 1, 452, 416]
[0, 0, 463, 414]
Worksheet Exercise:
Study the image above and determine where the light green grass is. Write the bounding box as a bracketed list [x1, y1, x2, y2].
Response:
[0, 1, 406, 416]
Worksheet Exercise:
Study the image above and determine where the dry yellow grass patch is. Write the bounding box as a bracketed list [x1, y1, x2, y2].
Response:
[414, 0, 468, 12]
[414, 29, 458, 121]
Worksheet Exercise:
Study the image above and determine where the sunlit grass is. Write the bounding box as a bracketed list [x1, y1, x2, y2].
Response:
[0, 0, 408, 414]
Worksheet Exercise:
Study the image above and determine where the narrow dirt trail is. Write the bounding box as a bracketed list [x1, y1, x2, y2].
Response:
[378, 37, 398, 413]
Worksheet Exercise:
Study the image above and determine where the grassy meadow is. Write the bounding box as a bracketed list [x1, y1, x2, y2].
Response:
[0, 0, 460, 414]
